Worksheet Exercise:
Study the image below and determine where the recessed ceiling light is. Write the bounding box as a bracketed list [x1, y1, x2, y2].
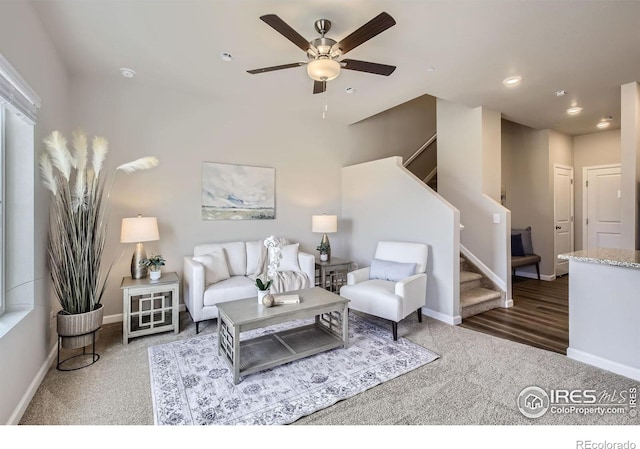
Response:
[555, 90, 567, 97]
[220, 52, 233, 62]
[503, 76, 522, 87]
[426, 67, 436, 72]
[120, 67, 136, 78]
[597, 121, 610, 129]
[567, 106, 583, 115]
[345, 87, 355, 94]
[602, 115, 614, 121]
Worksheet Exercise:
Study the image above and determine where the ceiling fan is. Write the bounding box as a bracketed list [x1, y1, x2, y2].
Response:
[247, 12, 397, 94]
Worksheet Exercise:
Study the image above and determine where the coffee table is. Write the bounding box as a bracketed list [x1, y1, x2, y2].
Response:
[216, 287, 349, 384]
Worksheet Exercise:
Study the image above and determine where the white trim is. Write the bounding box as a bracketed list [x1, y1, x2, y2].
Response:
[423, 306, 461, 325]
[460, 243, 507, 292]
[7, 342, 57, 425]
[0, 53, 40, 124]
[503, 298, 514, 308]
[567, 347, 640, 382]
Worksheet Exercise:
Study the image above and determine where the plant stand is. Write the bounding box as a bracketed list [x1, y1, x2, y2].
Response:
[56, 328, 101, 371]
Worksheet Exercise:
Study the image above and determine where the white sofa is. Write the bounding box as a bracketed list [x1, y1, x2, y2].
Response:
[183, 240, 315, 333]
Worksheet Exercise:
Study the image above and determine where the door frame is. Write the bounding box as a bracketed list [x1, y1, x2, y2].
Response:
[582, 163, 621, 250]
[553, 164, 575, 276]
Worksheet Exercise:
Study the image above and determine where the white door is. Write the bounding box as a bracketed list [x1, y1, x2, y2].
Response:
[554, 165, 574, 276]
[584, 164, 621, 250]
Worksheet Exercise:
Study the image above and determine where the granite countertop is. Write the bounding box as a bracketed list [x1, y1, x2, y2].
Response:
[558, 248, 640, 269]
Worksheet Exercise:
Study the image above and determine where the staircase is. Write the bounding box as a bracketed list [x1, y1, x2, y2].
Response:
[460, 255, 503, 318]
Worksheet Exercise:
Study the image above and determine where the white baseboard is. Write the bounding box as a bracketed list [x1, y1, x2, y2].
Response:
[503, 298, 514, 308]
[423, 307, 461, 325]
[567, 347, 640, 382]
[515, 270, 555, 281]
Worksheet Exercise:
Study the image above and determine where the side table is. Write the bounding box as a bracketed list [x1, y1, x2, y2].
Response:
[315, 257, 352, 293]
[120, 272, 180, 344]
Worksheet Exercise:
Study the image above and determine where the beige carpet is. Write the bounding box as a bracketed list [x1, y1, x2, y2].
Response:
[19, 310, 638, 428]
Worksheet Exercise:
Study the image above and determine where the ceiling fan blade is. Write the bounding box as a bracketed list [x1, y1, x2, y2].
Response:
[247, 62, 306, 74]
[341, 59, 396, 76]
[313, 80, 326, 94]
[331, 12, 396, 56]
[260, 14, 312, 53]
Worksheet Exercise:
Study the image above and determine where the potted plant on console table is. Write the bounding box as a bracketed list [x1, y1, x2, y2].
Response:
[140, 254, 166, 281]
[40, 130, 158, 369]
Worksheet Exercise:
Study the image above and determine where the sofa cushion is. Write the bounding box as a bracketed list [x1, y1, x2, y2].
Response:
[369, 258, 417, 282]
[278, 243, 301, 272]
[511, 234, 526, 257]
[511, 227, 534, 255]
[246, 240, 265, 275]
[193, 248, 230, 285]
[220, 242, 246, 276]
[203, 276, 256, 307]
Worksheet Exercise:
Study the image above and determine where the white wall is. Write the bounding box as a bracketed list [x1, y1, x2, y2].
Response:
[438, 100, 510, 293]
[70, 76, 350, 319]
[341, 157, 460, 323]
[0, 1, 70, 424]
[502, 120, 563, 278]
[573, 130, 621, 250]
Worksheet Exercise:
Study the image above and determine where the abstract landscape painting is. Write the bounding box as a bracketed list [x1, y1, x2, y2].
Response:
[201, 162, 275, 220]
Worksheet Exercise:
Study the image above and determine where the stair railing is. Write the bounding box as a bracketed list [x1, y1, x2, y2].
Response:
[403, 132, 437, 168]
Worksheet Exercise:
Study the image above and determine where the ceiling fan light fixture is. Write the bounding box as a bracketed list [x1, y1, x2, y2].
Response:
[307, 58, 340, 81]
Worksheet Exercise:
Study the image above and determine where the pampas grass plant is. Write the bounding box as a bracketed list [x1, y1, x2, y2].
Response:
[40, 130, 159, 315]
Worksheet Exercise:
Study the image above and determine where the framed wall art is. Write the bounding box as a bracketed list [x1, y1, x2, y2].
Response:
[201, 162, 275, 220]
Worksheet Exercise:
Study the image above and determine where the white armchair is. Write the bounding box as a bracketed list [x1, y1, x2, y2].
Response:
[339, 241, 428, 340]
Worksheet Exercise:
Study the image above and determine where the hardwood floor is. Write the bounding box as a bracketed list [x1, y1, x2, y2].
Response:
[460, 275, 569, 354]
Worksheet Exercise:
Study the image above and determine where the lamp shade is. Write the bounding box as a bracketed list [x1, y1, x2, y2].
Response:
[120, 216, 159, 243]
[307, 58, 340, 82]
[312, 215, 337, 233]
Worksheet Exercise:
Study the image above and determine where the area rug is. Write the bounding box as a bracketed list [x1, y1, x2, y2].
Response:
[148, 313, 439, 425]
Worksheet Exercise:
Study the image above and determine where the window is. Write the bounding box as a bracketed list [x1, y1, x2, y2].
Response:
[0, 53, 40, 319]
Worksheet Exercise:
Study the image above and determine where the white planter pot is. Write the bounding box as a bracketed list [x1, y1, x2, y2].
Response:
[320, 253, 328, 262]
[149, 269, 162, 281]
[257, 289, 268, 304]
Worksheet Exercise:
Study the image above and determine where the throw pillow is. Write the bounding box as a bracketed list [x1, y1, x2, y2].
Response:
[193, 247, 230, 285]
[511, 226, 534, 255]
[277, 243, 301, 272]
[369, 258, 417, 282]
[246, 240, 265, 275]
[511, 234, 526, 257]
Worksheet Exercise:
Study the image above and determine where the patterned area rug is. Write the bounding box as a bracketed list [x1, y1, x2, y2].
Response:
[148, 314, 439, 425]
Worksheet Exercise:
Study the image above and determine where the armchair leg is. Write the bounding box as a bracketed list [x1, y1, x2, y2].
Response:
[392, 321, 398, 341]
[535, 263, 541, 280]
[196, 321, 200, 334]
[417, 308, 423, 323]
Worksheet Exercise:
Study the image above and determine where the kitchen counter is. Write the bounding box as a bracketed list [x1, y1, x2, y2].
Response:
[558, 248, 640, 269]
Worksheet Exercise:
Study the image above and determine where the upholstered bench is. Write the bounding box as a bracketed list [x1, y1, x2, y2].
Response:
[511, 226, 541, 280]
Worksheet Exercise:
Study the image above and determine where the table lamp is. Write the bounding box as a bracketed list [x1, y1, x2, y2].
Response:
[120, 215, 160, 279]
[312, 214, 337, 261]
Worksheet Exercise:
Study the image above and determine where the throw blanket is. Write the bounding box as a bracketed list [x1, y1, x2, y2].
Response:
[255, 236, 309, 293]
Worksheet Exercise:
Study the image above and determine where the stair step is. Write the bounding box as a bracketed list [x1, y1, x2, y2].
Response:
[460, 270, 482, 292]
[460, 287, 503, 318]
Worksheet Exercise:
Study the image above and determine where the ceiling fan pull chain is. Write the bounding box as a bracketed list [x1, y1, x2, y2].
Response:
[323, 86, 328, 119]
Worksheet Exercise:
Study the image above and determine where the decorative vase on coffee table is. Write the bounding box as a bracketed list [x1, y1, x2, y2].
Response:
[257, 289, 268, 304]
